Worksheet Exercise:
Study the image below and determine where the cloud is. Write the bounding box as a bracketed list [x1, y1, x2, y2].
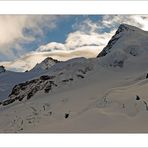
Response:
[65, 30, 114, 50]
[0, 15, 59, 45]
[98, 15, 148, 31]
[1, 48, 97, 72]
[37, 42, 66, 52]
[0, 15, 61, 60]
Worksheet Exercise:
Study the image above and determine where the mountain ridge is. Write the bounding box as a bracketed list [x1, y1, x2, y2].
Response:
[97, 23, 144, 58]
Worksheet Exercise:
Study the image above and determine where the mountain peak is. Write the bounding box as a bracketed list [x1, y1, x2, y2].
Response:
[43, 57, 59, 64]
[97, 24, 141, 58]
[97, 24, 148, 68]
[117, 23, 140, 33]
[30, 57, 60, 72]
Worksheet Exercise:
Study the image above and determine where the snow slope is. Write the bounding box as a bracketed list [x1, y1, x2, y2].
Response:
[0, 48, 97, 72]
[0, 57, 59, 101]
[1, 24, 148, 132]
[1, 65, 148, 132]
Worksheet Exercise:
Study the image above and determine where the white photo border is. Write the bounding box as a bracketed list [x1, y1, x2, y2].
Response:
[0, 1, 148, 147]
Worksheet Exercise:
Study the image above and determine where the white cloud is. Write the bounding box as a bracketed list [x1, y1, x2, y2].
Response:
[65, 30, 114, 50]
[0, 15, 59, 45]
[37, 42, 66, 52]
[99, 15, 148, 30]
[0, 15, 61, 59]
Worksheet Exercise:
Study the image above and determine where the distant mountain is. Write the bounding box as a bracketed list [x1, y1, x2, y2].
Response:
[0, 57, 60, 101]
[30, 57, 60, 72]
[2, 57, 93, 105]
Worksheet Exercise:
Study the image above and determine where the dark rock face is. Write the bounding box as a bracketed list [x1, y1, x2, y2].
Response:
[17, 95, 25, 101]
[77, 74, 84, 79]
[78, 67, 92, 74]
[2, 99, 15, 106]
[45, 57, 60, 64]
[0, 66, 6, 73]
[109, 60, 124, 68]
[65, 113, 69, 119]
[44, 81, 57, 93]
[9, 85, 20, 96]
[40, 75, 55, 81]
[97, 36, 120, 58]
[6, 74, 57, 105]
[136, 95, 141, 100]
[129, 49, 138, 56]
[146, 73, 148, 79]
[27, 92, 34, 100]
[44, 85, 52, 93]
[116, 24, 135, 34]
[62, 78, 73, 83]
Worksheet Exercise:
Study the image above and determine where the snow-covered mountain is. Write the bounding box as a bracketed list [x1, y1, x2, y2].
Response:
[30, 57, 60, 72]
[1, 57, 93, 105]
[1, 24, 148, 132]
[97, 24, 148, 68]
[0, 57, 59, 101]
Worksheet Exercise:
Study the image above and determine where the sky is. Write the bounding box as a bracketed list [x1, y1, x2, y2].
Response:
[1, 15, 148, 71]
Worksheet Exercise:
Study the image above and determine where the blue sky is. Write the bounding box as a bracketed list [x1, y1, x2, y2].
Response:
[0, 15, 148, 71]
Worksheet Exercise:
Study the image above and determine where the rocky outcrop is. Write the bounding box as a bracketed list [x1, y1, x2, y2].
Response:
[1, 59, 93, 107]
[0, 66, 6, 73]
[3, 75, 57, 105]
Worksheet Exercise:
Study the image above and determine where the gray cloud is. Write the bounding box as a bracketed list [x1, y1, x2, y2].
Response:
[0, 15, 61, 60]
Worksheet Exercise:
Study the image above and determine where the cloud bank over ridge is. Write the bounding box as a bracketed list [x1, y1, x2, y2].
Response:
[1, 15, 148, 71]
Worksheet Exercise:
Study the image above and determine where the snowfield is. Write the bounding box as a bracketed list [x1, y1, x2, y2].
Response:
[1, 24, 148, 132]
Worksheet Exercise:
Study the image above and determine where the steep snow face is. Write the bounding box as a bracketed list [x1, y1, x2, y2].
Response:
[30, 57, 60, 72]
[97, 24, 148, 68]
[0, 66, 6, 73]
